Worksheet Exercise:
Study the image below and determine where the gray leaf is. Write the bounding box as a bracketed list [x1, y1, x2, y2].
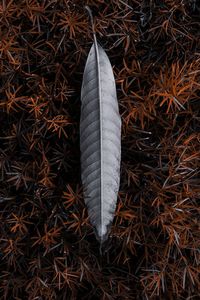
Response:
[80, 36, 121, 243]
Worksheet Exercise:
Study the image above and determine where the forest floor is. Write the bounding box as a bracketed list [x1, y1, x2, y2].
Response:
[0, 1, 200, 299]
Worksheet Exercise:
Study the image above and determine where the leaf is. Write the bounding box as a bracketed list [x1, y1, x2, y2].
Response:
[80, 7, 121, 243]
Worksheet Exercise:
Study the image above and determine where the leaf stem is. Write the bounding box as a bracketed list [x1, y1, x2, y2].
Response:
[85, 6, 97, 43]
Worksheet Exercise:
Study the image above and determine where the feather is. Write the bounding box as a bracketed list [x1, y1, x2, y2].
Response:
[80, 7, 121, 243]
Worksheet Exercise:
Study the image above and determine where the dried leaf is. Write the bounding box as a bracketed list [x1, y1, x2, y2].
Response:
[80, 7, 121, 243]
